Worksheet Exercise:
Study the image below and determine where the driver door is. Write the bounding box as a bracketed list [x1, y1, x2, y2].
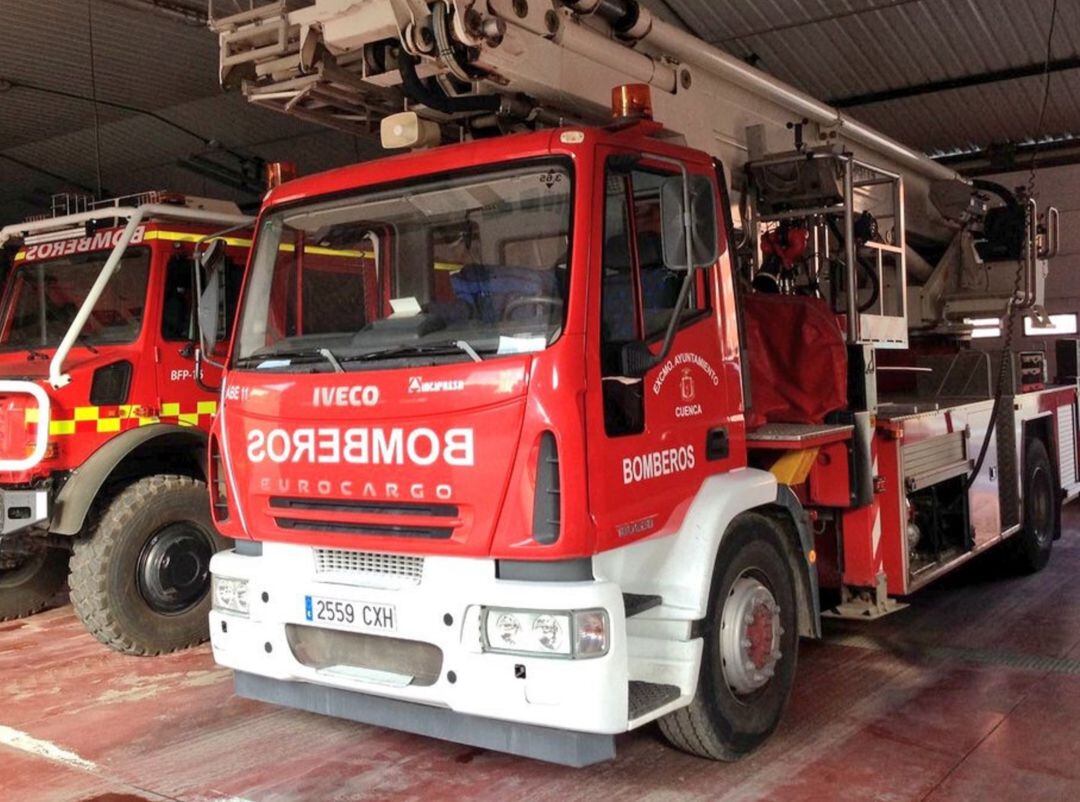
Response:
[586, 150, 745, 551]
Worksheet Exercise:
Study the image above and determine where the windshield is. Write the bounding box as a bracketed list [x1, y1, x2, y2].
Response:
[0, 248, 151, 349]
[235, 161, 572, 369]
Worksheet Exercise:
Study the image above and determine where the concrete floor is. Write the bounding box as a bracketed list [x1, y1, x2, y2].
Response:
[4, 511, 1080, 801]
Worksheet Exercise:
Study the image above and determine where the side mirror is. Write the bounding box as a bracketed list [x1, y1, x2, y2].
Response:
[194, 238, 227, 368]
[660, 174, 719, 270]
[197, 274, 221, 352]
[199, 238, 226, 271]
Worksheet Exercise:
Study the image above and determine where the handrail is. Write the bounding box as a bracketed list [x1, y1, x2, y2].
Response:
[1043, 206, 1060, 259]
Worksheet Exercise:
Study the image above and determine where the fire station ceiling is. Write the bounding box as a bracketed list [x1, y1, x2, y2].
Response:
[0, 0, 1076, 224]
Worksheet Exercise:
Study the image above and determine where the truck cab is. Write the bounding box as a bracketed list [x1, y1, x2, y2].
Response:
[0, 193, 251, 654]
[208, 122, 814, 764]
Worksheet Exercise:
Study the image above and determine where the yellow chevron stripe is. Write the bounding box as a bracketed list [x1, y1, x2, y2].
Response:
[24, 401, 218, 437]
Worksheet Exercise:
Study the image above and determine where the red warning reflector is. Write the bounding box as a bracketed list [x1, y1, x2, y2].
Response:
[265, 162, 297, 190]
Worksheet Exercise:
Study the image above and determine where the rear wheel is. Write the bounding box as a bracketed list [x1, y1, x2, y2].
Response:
[0, 541, 68, 621]
[1007, 438, 1059, 574]
[659, 513, 799, 760]
[69, 475, 229, 655]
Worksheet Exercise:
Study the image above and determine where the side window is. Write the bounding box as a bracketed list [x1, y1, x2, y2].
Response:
[600, 161, 708, 436]
[162, 253, 194, 341]
[600, 166, 644, 436]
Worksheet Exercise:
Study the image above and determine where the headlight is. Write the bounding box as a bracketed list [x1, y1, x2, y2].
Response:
[212, 575, 250, 617]
[482, 608, 608, 659]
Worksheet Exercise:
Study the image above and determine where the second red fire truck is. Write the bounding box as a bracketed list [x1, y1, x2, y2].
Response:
[0, 193, 251, 654]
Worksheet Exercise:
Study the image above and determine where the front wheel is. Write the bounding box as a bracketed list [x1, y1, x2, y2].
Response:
[659, 513, 799, 760]
[69, 475, 229, 655]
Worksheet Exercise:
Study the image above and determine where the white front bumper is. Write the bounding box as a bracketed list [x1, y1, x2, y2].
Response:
[209, 543, 630, 734]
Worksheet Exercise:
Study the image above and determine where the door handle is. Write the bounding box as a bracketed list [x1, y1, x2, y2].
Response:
[706, 427, 729, 461]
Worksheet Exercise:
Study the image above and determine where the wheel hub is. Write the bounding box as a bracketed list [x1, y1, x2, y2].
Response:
[136, 523, 213, 615]
[720, 576, 783, 695]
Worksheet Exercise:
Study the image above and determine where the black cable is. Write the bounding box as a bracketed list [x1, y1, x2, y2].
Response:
[6, 78, 214, 147]
[0, 153, 102, 195]
[964, 0, 1059, 491]
[396, 50, 499, 114]
[826, 216, 880, 313]
[88, 0, 104, 198]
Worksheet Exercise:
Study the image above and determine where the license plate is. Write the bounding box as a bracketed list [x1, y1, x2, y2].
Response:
[304, 595, 396, 632]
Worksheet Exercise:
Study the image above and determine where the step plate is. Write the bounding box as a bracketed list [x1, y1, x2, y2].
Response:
[622, 593, 662, 618]
[628, 681, 680, 721]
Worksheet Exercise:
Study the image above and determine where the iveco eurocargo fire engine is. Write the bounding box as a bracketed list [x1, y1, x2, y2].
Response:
[204, 0, 1075, 764]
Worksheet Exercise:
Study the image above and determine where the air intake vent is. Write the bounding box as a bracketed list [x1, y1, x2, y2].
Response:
[532, 431, 561, 545]
[270, 497, 457, 517]
[90, 361, 132, 406]
[314, 548, 424, 588]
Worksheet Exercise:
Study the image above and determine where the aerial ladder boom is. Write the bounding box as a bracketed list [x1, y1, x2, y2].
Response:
[211, 0, 1059, 334]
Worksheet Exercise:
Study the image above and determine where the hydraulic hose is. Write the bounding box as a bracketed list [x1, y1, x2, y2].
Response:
[826, 217, 880, 313]
[396, 50, 500, 115]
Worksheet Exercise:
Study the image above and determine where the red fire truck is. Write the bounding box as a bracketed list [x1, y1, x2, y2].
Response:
[0, 192, 251, 654]
[205, 0, 1075, 765]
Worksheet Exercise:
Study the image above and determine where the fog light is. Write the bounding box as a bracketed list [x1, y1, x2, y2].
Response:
[482, 608, 608, 659]
[212, 575, 249, 617]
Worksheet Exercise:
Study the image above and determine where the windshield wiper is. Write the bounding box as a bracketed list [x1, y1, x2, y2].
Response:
[236, 347, 345, 372]
[77, 334, 99, 354]
[343, 341, 483, 363]
[236, 341, 483, 370]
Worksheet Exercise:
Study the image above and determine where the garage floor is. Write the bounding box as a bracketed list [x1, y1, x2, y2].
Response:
[4, 510, 1080, 802]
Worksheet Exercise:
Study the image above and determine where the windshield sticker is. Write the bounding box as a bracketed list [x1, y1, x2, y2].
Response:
[389, 297, 422, 317]
[497, 335, 546, 355]
[256, 359, 291, 370]
[652, 352, 719, 396]
[21, 226, 146, 261]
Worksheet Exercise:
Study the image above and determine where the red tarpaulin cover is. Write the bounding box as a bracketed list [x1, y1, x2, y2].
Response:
[742, 294, 848, 429]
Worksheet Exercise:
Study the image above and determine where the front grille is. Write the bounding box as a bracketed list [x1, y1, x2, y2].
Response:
[270, 497, 458, 518]
[276, 517, 453, 539]
[314, 548, 424, 586]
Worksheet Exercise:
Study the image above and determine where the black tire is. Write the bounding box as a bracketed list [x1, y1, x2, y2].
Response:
[69, 475, 229, 655]
[659, 512, 799, 760]
[0, 544, 68, 621]
[1008, 438, 1059, 574]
